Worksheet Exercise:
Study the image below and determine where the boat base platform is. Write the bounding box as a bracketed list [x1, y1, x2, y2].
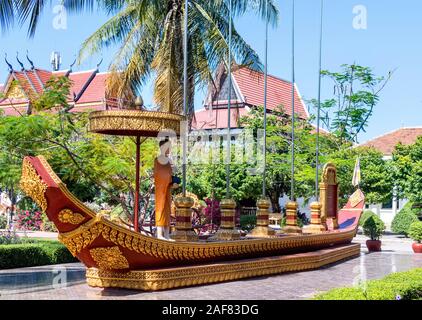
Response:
[86, 243, 361, 291]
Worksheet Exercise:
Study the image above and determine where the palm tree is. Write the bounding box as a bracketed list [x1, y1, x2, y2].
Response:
[1, 0, 279, 116]
[77, 0, 278, 115]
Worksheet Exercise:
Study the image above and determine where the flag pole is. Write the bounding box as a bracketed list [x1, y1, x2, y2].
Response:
[290, 0, 296, 202]
[315, 0, 324, 200]
[262, 0, 269, 197]
[182, 0, 189, 197]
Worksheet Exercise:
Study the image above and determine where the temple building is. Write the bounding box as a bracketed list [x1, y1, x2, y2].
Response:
[192, 65, 309, 133]
[0, 55, 127, 116]
[359, 127, 422, 229]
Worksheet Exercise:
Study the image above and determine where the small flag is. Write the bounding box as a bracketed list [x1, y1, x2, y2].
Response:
[352, 157, 361, 187]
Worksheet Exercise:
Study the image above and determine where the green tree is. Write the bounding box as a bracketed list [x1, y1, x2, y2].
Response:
[308, 64, 392, 143]
[187, 106, 339, 212]
[0, 76, 158, 226]
[392, 136, 422, 204]
[328, 146, 393, 206]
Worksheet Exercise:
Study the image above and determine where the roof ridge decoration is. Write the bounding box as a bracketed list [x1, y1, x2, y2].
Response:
[65, 58, 77, 77]
[16, 52, 38, 94]
[27, 51, 45, 90]
[73, 58, 103, 103]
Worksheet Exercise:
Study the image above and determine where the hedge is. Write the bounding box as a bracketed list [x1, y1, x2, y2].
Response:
[0, 240, 77, 269]
[391, 203, 420, 236]
[314, 268, 422, 300]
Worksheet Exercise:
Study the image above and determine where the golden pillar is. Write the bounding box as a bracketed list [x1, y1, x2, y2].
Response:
[303, 202, 327, 234]
[214, 199, 241, 241]
[171, 197, 198, 242]
[282, 201, 302, 234]
[249, 197, 275, 237]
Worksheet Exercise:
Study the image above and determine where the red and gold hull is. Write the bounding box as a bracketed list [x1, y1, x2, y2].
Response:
[20, 156, 364, 291]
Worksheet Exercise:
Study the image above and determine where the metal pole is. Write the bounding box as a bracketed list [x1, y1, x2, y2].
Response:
[315, 0, 324, 200]
[290, 0, 296, 201]
[263, 1, 269, 197]
[182, 0, 189, 197]
[134, 136, 141, 232]
[226, 0, 233, 198]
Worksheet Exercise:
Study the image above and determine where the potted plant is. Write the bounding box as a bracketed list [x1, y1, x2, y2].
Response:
[363, 215, 385, 252]
[408, 221, 422, 253]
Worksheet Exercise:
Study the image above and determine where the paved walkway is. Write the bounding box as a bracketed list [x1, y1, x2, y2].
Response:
[1, 235, 421, 300]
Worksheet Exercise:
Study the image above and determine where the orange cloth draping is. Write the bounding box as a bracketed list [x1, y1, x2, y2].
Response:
[154, 158, 172, 227]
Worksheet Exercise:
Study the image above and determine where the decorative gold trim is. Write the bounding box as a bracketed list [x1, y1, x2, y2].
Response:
[88, 110, 185, 136]
[19, 159, 48, 212]
[86, 244, 360, 291]
[90, 246, 129, 270]
[58, 212, 356, 260]
[58, 209, 85, 225]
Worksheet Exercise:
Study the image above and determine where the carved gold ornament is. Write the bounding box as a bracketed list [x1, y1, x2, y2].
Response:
[58, 209, 85, 225]
[88, 110, 185, 137]
[90, 246, 129, 270]
[58, 213, 356, 259]
[20, 159, 48, 212]
[322, 163, 337, 185]
[86, 244, 360, 291]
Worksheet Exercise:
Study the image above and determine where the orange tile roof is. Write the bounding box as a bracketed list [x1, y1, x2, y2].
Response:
[231, 67, 308, 119]
[0, 68, 111, 114]
[359, 127, 422, 155]
[193, 107, 249, 130]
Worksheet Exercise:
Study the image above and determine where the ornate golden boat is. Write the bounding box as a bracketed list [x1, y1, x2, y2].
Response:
[20, 156, 365, 291]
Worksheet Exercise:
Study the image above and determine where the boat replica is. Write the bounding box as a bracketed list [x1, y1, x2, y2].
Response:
[20, 142, 365, 291]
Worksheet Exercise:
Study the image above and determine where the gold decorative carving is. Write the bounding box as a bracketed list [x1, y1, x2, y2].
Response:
[86, 244, 360, 291]
[249, 197, 276, 238]
[88, 110, 185, 136]
[282, 201, 302, 234]
[6, 82, 26, 100]
[213, 198, 241, 241]
[19, 159, 48, 212]
[90, 246, 129, 270]
[58, 212, 357, 260]
[171, 196, 198, 242]
[58, 209, 85, 225]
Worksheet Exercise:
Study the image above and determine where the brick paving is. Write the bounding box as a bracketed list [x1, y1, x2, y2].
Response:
[1, 235, 421, 300]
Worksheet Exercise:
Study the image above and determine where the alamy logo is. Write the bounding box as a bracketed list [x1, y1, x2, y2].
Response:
[353, 5, 368, 30]
[52, 5, 67, 30]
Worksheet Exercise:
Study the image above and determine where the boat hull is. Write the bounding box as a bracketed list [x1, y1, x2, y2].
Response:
[20, 156, 365, 290]
[85, 243, 360, 291]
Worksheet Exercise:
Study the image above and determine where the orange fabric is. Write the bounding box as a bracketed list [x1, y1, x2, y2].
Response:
[154, 158, 172, 227]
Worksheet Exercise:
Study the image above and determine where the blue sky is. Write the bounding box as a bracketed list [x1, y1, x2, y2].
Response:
[0, 0, 421, 143]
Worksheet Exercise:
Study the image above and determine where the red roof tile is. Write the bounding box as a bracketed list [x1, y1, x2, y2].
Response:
[231, 67, 308, 119]
[193, 107, 249, 130]
[359, 127, 422, 155]
[0, 68, 109, 110]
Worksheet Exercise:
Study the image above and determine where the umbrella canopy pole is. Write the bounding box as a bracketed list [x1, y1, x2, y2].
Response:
[134, 136, 141, 232]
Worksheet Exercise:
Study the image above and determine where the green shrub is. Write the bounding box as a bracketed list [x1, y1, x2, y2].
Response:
[363, 215, 385, 240]
[240, 215, 257, 232]
[359, 210, 376, 227]
[314, 268, 422, 300]
[0, 215, 7, 229]
[0, 241, 77, 269]
[408, 221, 422, 243]
[391, 204, 419, 236]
